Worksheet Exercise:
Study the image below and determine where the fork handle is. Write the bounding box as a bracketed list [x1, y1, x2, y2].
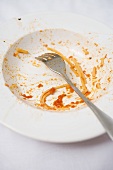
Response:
[62, 73, 113, 140]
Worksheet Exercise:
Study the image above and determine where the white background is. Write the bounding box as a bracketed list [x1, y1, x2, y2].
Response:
[0, 0, 113, 170]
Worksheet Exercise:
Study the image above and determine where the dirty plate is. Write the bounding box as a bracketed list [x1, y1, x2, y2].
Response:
[0, 12, 113, 142]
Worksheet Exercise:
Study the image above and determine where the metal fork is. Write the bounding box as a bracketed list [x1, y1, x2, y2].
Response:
[35, 53, 113, 140]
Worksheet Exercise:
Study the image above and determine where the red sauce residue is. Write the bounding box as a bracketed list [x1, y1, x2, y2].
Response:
[68, 86, 74, 93]
[85, 91, 91, 96]
[96, 83, 101, 89]
[69, 87, 74, 93]
[75, 100, 84, 104]
[21, 93, 33, 99]
[67, 94, 72, 98]
[49, 87, 56, 95]
[83, 71, 90, 78]
[71, 102, 75, 104]
[38, 84, 43, 88]
[53, 94, 66, 108]
[70, 100, 84, 106]
[66, 85, 74, 93]
[86, 74, 90, 78]
[71, 105, 75, 108]
[69, 56, 73, 59]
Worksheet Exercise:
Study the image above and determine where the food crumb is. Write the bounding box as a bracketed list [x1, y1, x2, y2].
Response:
[58, 41, 62, 44]
[21, 93, 33, 99]
[5, 83, 9, 87]
[96, 83, 101, 89]
[32, 60, 40, 67]
[4, 58, 8, 61]
[51, 42, 55, 45]
[108, 59, 110, 63]
[13, 51, 19, 57]
[94, 43, 98, 47]
[89, 57, 92, 59]
[43, 44, 48, 47]
[107, 77, 111, 82]
[86, 74, 90, 78]
[92, 67, 97, 77]
[38, 84, 43, 88]
[10, 84, 18, 90]
[100, 57, 105, 67]
[82, 47, 89, 55]
[77, 42, 80, 45]
[85, 91, 91, 96]
[43, 73, 47, 76]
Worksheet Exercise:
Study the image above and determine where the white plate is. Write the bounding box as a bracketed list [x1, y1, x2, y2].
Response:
[0, 12, 113, 143]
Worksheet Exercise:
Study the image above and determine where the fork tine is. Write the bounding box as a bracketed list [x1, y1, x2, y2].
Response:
[36, 57, 47, 62]
[35, 52, 66, 76]
[35, 53, 57, 61]
[39, 53, 55, 59]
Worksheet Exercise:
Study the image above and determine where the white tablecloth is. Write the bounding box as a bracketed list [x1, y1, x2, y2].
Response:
[0, 0, 113, 170]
